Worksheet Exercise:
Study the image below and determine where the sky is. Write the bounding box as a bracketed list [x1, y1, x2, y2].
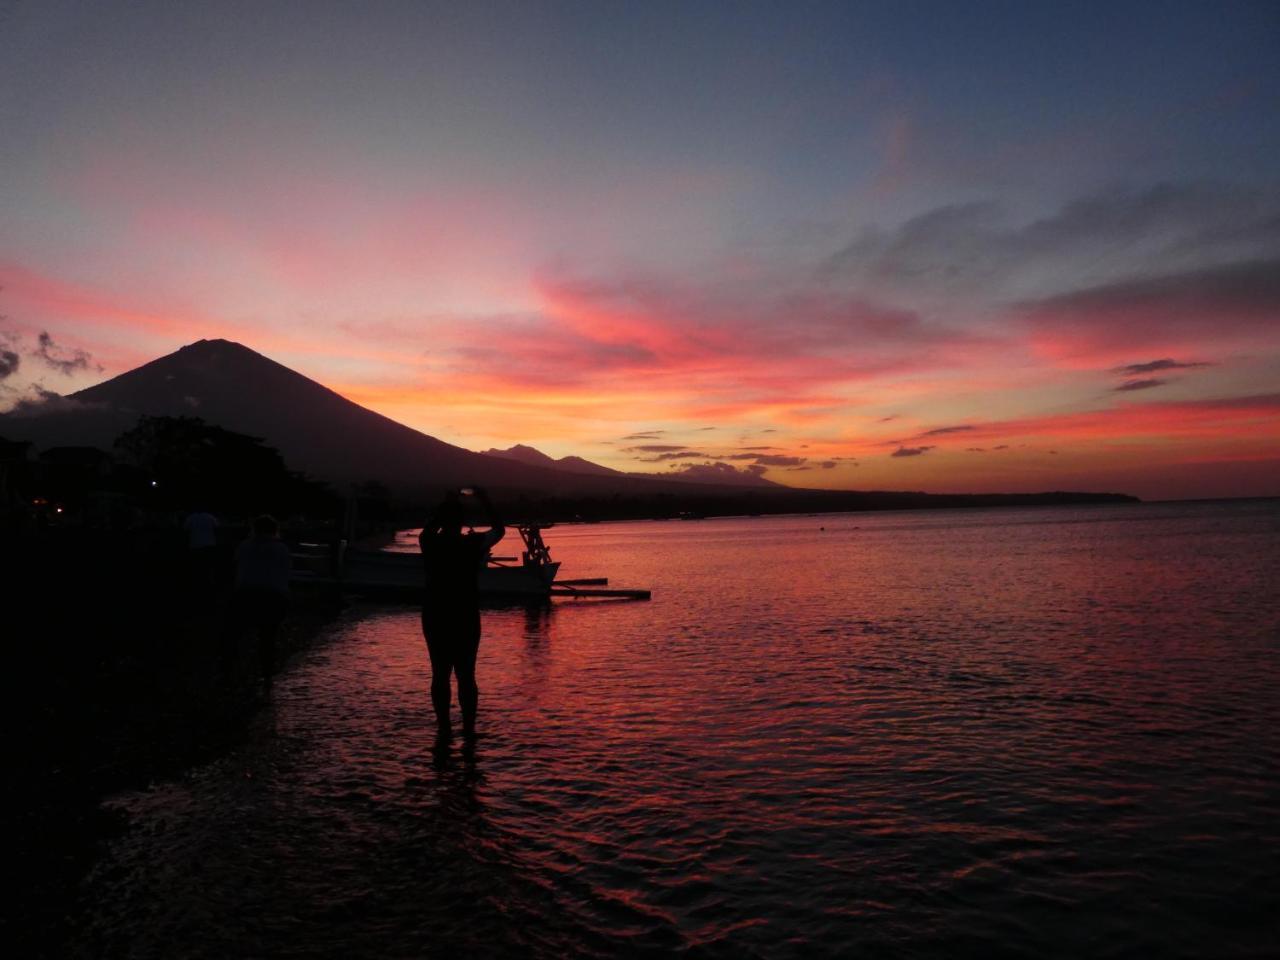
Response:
[1, 0, 1278, 500]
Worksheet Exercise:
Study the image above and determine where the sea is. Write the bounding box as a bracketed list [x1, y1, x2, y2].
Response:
[70, 500, 1280, 958]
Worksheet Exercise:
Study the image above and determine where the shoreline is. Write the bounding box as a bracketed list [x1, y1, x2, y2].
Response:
[4, 529, 344, 954]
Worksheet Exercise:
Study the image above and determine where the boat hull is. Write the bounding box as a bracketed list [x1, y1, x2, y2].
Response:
[339, 548, 560, 599]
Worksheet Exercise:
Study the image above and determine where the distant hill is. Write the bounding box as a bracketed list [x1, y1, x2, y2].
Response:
[481, 443, 778, 487]
[0, 339, 751, 498]
[481, 444, 623, 477]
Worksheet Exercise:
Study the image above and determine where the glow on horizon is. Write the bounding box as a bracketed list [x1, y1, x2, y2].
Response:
[2, 2, 1278, 500]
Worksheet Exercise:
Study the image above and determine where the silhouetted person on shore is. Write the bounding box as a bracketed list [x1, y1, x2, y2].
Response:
[183, 506, 219, 590]
[420, 487, 505, 741]
[231, 514, 291, 691]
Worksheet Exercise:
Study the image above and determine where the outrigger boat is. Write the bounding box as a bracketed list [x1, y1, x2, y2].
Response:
[344, 522, 560, 598]
[292, 522, 649, 601]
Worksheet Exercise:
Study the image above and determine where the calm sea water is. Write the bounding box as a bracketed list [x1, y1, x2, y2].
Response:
[74, 501, 1280, 958]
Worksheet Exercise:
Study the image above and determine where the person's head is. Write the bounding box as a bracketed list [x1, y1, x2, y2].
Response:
[429, 492, 465, 537]
[252, 514, 279, 539]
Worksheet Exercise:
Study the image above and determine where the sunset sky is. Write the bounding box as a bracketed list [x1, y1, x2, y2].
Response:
[2, 0, 1278, 499]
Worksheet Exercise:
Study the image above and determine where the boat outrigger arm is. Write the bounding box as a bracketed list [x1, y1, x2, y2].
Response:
[487, 522, 554, 571]
[491, 522, 650, 599]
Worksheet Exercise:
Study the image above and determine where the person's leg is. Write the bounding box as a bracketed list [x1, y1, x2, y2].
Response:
[253, 591, 284, 691]
[257, 620, 278, 689]
[422, 617, 455, 737]
[219, 590, 246, 684]
[456, 618, 481, 736]
[217, 627, 238, 684]
[190, 546, 216, 593]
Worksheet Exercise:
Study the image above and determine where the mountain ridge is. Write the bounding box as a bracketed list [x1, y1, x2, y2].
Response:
[480, 443, 623, 478]
[480, 442, 778, 487]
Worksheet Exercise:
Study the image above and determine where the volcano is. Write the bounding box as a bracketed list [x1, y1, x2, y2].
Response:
[0, 339, 745, 496]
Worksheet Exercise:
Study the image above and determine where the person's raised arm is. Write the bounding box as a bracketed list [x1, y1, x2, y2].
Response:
[474, 486, 506, 549]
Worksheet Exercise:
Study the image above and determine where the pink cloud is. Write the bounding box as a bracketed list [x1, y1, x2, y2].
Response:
[521, 272, 993, 395]
[329, 271, 997, 439]
[1, 259, 188, 337]
[0, 259, 423, 371]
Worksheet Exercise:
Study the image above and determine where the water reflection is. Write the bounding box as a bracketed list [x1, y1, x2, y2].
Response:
[522, 599, 554, 639]
[74, 502, 1280, 958]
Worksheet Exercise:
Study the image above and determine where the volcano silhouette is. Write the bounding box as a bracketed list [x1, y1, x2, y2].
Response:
[0, 339, 730, 495]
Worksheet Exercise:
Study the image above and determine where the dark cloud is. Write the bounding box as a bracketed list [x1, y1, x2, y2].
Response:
[621, 431, 664, 440]
[824, 200, 1003, 291]
[623, 444, 685, 453]
[1025, 258, 1280, 317]
[891, 446, 934, 458]
[4, 387, 92, 417]
[1166, 392, 1280, 412]
[1117, 358, 1211, 375]
[917, 424, 974, 437]
[966, 447, 986, 452]
[753, 454, 807, 467]
[1018, 258, 1280, 356]
[786, 466, 813, 471]
[637, 450, 709, 462]
[820, 461, 838, 469]
[715, 451, 806, 466]
[36, 331, 101, 376]
[993, 444, 1009, 450]
[878, 415, 898, 422]
[672, 463, 738, 477]
[0, 349, 18, 380]
[1114, 378, 1167, 392]
[663, 462, 773, 484]
[824, 182, 1280, 304]
[698, 426, 717, 431]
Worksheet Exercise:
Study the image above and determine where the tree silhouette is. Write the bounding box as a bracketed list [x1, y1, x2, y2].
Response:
[114, 415, 334, 516]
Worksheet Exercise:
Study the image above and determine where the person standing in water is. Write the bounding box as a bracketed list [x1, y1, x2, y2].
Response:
[419, 486, 505, 741]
